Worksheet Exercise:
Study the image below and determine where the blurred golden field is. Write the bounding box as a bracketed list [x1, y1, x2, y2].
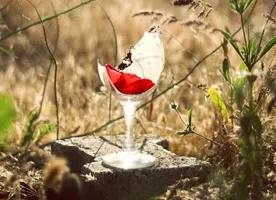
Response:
[0, 0, 275, 157]
[0, 0, 276, 199]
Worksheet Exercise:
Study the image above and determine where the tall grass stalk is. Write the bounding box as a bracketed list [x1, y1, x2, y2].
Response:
[0, 0, 95, 43]
[220, 1, 276, 199]
[94, 0, 118, 121]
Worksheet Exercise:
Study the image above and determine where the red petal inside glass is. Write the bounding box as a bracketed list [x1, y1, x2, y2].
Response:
[105, 64, 155, 94]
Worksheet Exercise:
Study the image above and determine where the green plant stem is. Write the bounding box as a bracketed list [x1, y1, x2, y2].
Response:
[252, 133, 262, 199]
[27, 0, 60, 140]
[163, 30, 199, 63]
[0, 0, 94, 43]
[108, 93, 112, 121]
[247, 22, 250, 46]
[0, 0, 13, 12]
[37, 0, 59, 118]
[248, 80, 253, 112]
[254, 1, 276, 64]
[41, 115, 124, 147]
[175, 109, 186, 126]
[173, 106, 226, 149]
[240, 13, 248, 59]
[53, 56, 59, 139]
[94, 1, 118, 121]
[0, 46, 18, 59]
[193, 132, 223, 147]
[214, 5, 268, 46]
[20, 0, 60, 147]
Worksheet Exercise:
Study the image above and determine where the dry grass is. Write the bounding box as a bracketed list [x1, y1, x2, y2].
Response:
[0, 0, 275, 155]
[0, 0, 275, 199]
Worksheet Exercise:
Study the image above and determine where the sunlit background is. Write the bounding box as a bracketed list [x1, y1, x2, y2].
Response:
[0, 0, 275, 158]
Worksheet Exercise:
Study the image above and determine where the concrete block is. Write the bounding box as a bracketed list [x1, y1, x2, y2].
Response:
[52, 134, 211, 200]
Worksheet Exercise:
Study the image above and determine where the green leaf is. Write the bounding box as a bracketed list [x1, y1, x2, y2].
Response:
[21, 110, 39, 146]
[221, 31, 244, 60]
[233, 0, 253, 14]
[0, 141, 10, 151]
[232, 77, 245, 111]
[229, 0, 238, 11]
[248, 39, 256, 66]
[257, 36, 276, 62]
[239, 61, 249, 72]
[243, 0, 253, 11]
[35, 123, 56, 144]
[176, 107, 195, 137]
[0, 95, 16, 140]
[28, 110, 39, 122]
[229, 2, 236, 10]
[208, 88, 230, 119]
[187, 107, 193, 126]
[241, 46, 247, 57]
[222, 58, 231, 83]
[238, 0, 245, 13]
[251, 114, 263, 135]
[176, 130, 194, 136]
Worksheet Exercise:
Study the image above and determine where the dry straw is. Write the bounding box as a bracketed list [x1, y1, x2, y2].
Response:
[205, 8, 212, 17]
[161, 16, 178, 25]
[263, 13, 276, 24]
[173, 0, 212, 18]
[181, 19, 220, 33]
[173, 0, 193, 6]
[132, 1, 213, 30]
[43, 158, 69, 193]
[132, 11, 163, 18]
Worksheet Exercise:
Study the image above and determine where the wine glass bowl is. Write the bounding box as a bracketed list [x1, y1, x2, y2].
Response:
[97, 31, 164, 169]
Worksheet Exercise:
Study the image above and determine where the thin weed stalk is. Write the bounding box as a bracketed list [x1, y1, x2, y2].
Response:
[27, 0, 60, 139]
[37, 0, 60, 118]
[0, 0, 95, 43]
[0, 0, 13, 12]
[254, 2, 276, 64]
[94, 1, 118, 121]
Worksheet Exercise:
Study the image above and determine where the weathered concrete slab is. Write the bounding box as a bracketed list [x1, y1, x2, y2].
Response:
[52, 134, 211, 200]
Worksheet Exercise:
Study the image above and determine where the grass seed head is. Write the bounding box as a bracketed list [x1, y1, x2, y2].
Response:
[132, 11, 163, 18]
[263, 13, 276, 24]
[205, 8, 212, 17]
[173, 0, 193, 7]
[42, 157, 69, 193]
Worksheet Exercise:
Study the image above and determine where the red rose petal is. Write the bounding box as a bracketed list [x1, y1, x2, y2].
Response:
[105, 64, 155, 94]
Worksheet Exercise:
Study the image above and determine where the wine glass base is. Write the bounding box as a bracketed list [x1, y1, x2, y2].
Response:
[102, 151, 155, 170]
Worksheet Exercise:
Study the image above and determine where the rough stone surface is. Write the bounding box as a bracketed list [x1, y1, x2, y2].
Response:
[52, 134, 211, 200]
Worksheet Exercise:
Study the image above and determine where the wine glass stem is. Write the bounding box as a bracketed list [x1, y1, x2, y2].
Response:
[120, 100, 139, 152]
